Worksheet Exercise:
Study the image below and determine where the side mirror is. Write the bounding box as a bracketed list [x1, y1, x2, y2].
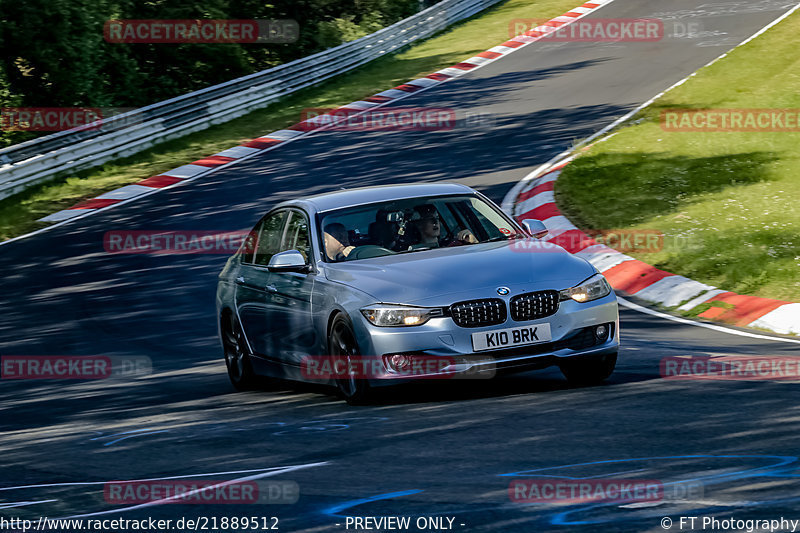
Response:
[521, 219, 548, 239]
[267, 250, 310, 273]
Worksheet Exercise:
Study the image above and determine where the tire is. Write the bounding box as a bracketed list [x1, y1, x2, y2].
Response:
[560, 351, 617, 387]
[328, 314, 371, 405]
[221, 313, 259, 391]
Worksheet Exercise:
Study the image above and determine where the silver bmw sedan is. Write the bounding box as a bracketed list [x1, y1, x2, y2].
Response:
[216, 183, 619, 403]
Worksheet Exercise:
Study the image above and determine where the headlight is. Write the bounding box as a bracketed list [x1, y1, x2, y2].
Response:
[360, 305, 441, 327]
[560, 274, 612, 303]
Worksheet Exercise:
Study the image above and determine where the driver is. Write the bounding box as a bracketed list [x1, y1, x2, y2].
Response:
[409, 205, 477, 249]
[323, 223, 356, 260]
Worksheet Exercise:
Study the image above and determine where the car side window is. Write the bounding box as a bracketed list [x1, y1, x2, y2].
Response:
[252, 210, 288, 266]
[281, 210, 312, 262]
[240, 229, 259, 263]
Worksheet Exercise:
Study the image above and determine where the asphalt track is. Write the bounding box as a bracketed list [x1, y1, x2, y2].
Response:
[2, 1, 800, 531]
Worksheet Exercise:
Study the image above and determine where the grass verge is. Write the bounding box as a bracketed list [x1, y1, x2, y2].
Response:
[557, 11, 800, 303]
[0, 0, 581, 241]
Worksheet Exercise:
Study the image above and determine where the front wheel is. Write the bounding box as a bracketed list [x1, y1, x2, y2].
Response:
[560, 351, 617, 387]
[329, 314, 371, 405]
[221, 314, 259, 391]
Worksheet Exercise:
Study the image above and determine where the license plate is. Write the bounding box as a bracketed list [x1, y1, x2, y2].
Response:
[471, 323, 552, 352]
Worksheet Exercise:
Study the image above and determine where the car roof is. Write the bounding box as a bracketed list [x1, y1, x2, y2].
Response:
[285, 183, 476, 213]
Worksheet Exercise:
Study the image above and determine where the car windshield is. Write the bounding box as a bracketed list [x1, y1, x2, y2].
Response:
[319, 194, 525, 262]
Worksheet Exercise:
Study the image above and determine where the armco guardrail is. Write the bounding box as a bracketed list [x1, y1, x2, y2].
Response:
[0, 0, 503, 201]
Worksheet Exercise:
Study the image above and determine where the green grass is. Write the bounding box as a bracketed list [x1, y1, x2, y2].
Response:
[0, 0, 581, 241]
[557, 11, 800, 303]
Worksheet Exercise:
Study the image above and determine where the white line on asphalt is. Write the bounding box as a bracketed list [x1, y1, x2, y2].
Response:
[617, 297, 800, 346]
[63, 462, 329, 519]
[0, 499, 58, 510]
[0, 463, 328, 492]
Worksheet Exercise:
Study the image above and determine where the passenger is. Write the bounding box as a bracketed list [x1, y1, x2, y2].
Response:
[324, 223, 356, 260]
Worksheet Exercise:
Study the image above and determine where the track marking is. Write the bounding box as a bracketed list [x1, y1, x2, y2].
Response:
[0, 464, 325, 492]
[618, 297, 800, 345]
[0, 499, 57, 510]
[322, 489, 424, 517]
[63, 462, 328, 519]
[90, 428, 169, 446]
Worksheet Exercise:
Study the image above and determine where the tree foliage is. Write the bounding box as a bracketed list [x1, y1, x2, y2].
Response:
[0, 0, 419, 146]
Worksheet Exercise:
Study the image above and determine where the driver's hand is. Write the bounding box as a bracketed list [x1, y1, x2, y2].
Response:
[456, 229, 478, 244]
[341, 245, 356, 257]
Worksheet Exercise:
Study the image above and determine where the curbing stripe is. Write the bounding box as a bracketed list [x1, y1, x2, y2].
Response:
[696, 292, 789, 327]
[677, 289, 728, 312]
[95, 184, 155, 200]
[521, 203, 561, 222]
[136, 175, 184, 188]
[517, 181, 555, 202]
[160, 164, 209, 178]
[375, 89, 410, 99]
[192, 155, 235, 167]
[602, 260, 673, 295]
[750, 303, 800, 335]
[70, 198, 122, 210]
[584, 251, 636, 273]
[242, 138, 281, 149]
[517, 190, 554, 213]
[540, 215, 576, 232]
[477, 51, 503, 59]
[436, 67, 467, 77]
[39, 210, 91, 223]
[214, 146, 262, 158]
[634, 275, 716, 309]
[405, 78, 440, 88]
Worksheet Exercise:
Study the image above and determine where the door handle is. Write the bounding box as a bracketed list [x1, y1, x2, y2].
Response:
[235, 276, 245, 284]
[266, 285, 278, 293]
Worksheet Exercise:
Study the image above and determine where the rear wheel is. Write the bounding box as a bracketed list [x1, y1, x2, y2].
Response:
[329, 314, 371, 405]
[560, 351, 617, 387]
[221, 314, 259, 391]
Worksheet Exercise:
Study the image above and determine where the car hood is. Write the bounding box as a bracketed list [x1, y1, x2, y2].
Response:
[322, 239, 597, 306]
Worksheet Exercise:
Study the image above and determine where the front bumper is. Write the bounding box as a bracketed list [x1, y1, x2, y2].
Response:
[351, 292, 620, 385]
